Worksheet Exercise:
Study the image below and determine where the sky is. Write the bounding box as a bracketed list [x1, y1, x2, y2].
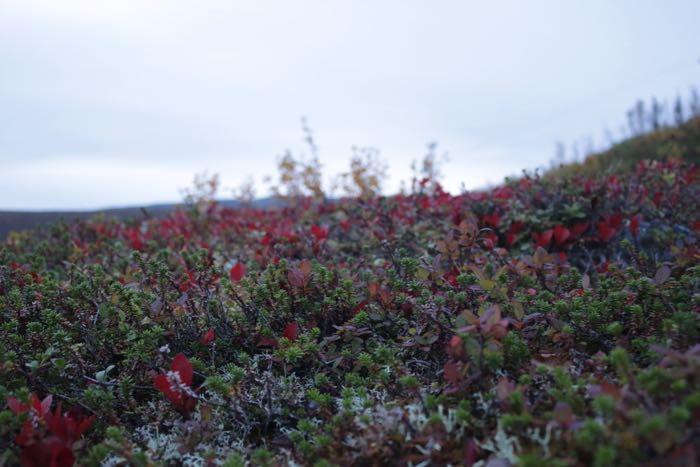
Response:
[1, 0, 699, 210]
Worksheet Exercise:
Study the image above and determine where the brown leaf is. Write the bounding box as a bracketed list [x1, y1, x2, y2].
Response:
[553, 401, 575, 428]
[150, 297, 163, 316]
[495, 377, 515, 402]
[444, 361, 460, 385]
[653, 265, 671, 285]
[461, 309, 479, 325]
[457, 219, 478, 247]
[511, 301, 524, 320]
[582, 273, 591, 290]
[287, 269, 305, 288]
[299, 259, 312, 276]
[481, 304, 502, 328]
[532, 246, 551, 268]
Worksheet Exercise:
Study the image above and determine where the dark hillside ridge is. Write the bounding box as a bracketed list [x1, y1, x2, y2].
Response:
[0, 198, 282, 239]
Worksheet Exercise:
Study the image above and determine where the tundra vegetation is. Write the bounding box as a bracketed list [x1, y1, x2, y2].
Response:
[1, 117, 700, 466]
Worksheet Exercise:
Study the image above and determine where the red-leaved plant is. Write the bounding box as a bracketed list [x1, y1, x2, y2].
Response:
[229, 262, 246, 283]
[200, 328, 216, 346]
[153, 353, 198, 415]
[310, 224, 329, 242]
[532, 229, 553, 249]
[7, 393, 95, 467]
[283, 322, 299, 341]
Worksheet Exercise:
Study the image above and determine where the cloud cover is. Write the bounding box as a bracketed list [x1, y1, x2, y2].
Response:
[1, 0, 699, 209]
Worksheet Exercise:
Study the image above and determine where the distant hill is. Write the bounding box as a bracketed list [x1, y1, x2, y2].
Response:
[0, 198, 282, 240]
[548, 115, 700, 179]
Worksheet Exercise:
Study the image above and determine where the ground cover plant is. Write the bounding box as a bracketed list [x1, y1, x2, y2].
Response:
[1, 149, 699, 465]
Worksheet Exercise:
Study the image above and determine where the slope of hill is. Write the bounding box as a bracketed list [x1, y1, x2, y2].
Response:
[1, 149, 698, 465]
[548, 115, 700, 179]
[5, 115, 699, 242]
[0, 198, 287, 240]
[0, 205, 170, 241]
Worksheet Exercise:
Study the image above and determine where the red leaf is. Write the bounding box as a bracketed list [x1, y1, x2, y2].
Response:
[179, 269, 196, 293]
[125, 226, 144, 251]
[608, 213, 623, 229]
[310, 224, 329, 241]
[629, 214, 642, 237]
[171, 353, 193, 386]
[464, 438, 478, 467]
[597, 221, 616, 242]
[153, 374, 172, 397]
[257, 337, 279, 348]
[46, 404, 95, 445]
[29, 393, 52, 419]
[229, 262, 246, 283]
[200, 328, 216, 346]
[596, 260, 611, 273]
[481, 212, 500, 228]
[505, 221, 524, 247]
[571, 221, 590, 238]
[553, 224, 570, 245]
[20, 441, 74, 467]
[283, 322, 299, 341]
[153, 354, 197, 414]
[532, 229, 553, 249]
[482, 231, 497, 250]
[7, 397, 28, 415]
[261, 232, 273, 246]
[352, 300, 367, 315]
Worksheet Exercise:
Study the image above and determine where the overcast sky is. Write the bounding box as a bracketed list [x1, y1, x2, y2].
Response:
[1, 0, 699, 210]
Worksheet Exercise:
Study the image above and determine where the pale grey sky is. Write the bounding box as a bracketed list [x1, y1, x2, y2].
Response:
[1, 0, 698, 210]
